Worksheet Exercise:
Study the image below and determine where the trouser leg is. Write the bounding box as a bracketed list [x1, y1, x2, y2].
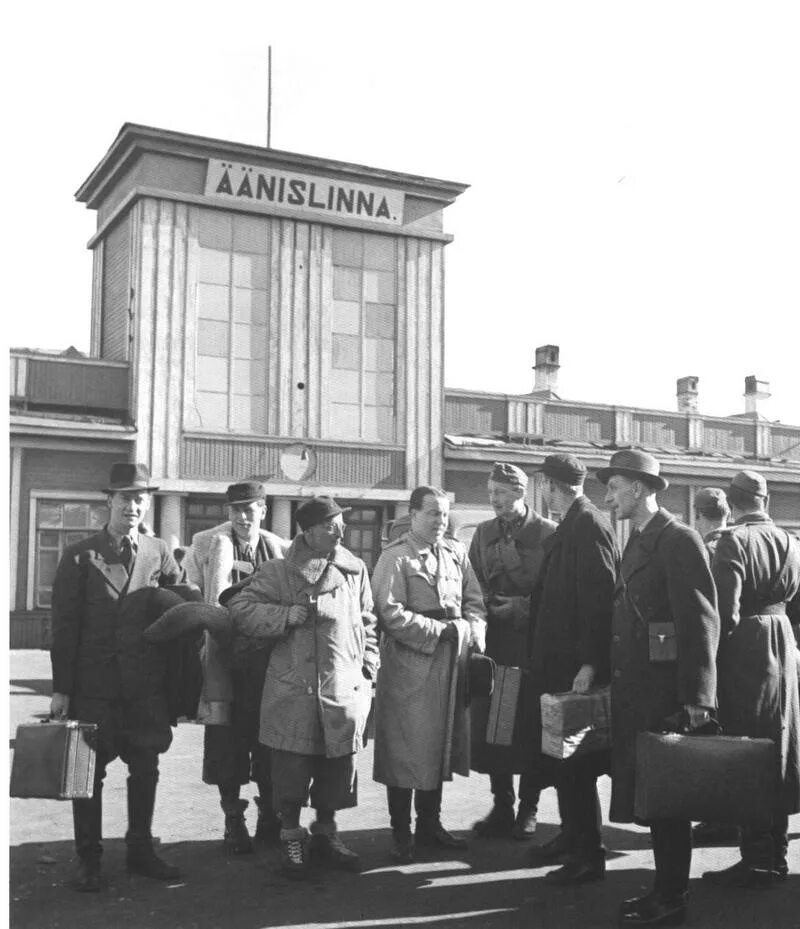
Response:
[489, 772, 515, 809]
[73, 755, 107, 862]
[517, 770, 541, 813]
[741, 810, 788, 871]
[562, 758, 603, 861]
[387, 787, 413, 835]
[414, 784, 443, 827]
[651, 819, 691, 899]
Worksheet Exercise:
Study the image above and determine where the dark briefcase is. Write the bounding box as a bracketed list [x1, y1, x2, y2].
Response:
[10, 720, 97, 800]
[485, 665, 521, 746]
[634, 731, 775, 825]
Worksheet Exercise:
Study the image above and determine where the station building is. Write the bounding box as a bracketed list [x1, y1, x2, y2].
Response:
[9, 126, 800, 647]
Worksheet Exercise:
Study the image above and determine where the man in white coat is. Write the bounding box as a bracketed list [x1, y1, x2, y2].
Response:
[371, 485, 487, 863]
[183, 480, 287, 853]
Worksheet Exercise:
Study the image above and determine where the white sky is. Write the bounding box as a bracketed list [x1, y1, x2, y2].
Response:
[4, 0, 799, 424]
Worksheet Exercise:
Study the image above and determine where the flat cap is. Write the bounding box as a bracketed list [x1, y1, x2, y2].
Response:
[489, 462, 528, 489]
[226, 480, 267, 505]
[596, 449, 668, 491]
[694, 487, 729, 515]
[296, 495, 350, 531]
[730, 470, 768, 497]
[535, 453, 587, 485]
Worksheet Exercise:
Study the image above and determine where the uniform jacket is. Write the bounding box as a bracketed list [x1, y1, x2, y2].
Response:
[609, 508, 719, 823]
[50, 530, 182, 701]
[712, 512, 800, 813]
[183, 522, 287, 724]
[530, 496, 620, 693]
[703, 527, 727, 560]
[227, 536, 379, 758]
[469, 507, 556, 665]
[371, 532, 487, 790]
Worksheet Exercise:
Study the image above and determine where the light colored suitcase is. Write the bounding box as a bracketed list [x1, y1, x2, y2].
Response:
[540, 687, 611, 760]
[10, 720, 97, 799]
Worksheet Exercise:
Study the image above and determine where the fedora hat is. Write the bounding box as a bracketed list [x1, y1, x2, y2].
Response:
[296, 495, 350, 531]
[596, 450, 668, 491]
[103, 462, 159, 494]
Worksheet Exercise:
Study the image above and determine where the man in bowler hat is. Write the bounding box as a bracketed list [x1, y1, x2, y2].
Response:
[182, 480, 287, 853]
[599, 450, 719, 927]
[50, 463, 184, 891]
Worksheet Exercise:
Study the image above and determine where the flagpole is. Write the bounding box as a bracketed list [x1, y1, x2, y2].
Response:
[267, 46, 272, 148]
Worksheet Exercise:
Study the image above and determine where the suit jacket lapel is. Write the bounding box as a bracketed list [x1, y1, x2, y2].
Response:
[91, 535, 129, 596]
[127, 534, 155, 593]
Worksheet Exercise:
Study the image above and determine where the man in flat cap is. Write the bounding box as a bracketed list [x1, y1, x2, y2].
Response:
[182, 481, 287, 853]
[50, 463, 185, 891]
[372, 486, 487, 862]
[702, 471, 800, 887]
[599, 450, 719, 927]
[467, 463, 556, 840]
[227, 496, 378, 877]
[528, 454, 619, 883]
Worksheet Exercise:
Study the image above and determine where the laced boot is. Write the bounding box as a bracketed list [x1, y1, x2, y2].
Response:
[280, 826, 310, 879]
[473, 803, 514, 838]
[512, 804, 538, 840]
[310, 820, 361, 871]
[254, 795, 281, 845]
[222, 798, 253, 854]
[390, 830, 414, 863]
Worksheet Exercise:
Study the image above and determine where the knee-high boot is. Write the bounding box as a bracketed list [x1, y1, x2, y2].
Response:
[125, 773, 181, 881]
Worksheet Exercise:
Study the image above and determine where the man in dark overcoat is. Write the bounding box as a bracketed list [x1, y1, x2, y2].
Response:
[468, 463, 556, 839]
[528, 454, 619, 883]
[702, 470, 800, 887]
[599, 450, 719, 928]
[50, 463, 184, 892]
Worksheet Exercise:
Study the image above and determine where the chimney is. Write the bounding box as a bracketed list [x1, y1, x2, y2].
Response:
[676, 376, 699, 413]
[533, 344, 560, 394]
[743, 376, 770, 416]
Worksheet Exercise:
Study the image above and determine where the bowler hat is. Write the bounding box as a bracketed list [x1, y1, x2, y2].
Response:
[489, 462, 528, 489]
[729, 470, 768, 498]
[103, 462, 159, 494]
[226, 480, 267, 505]
[535, 453, 587, 485]
[296, 495, 350, 531]
[596, 450, 668, 491]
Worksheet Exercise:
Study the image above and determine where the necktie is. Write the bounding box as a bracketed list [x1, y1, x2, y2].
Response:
[119, 536, 133, 572]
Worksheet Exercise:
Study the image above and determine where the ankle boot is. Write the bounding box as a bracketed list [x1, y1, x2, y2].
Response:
[125, 775, 181, 881]
[310, 820, 360, 871]
[222, 798, 253, 854]
[254, 795, 281, 845]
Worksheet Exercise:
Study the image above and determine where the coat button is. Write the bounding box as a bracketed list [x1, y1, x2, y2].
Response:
[612, 635, 621, 644]
[306, 686, 313, 695]
[613, 669, 622, 679]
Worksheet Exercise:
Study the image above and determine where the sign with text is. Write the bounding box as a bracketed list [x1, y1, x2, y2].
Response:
[204, 159, 404, 226]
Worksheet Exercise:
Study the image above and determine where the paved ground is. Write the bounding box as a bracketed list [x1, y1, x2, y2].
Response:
[8, 650, 800, 928]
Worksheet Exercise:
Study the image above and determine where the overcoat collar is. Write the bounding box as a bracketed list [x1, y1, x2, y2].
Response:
[286, 535, 361, 591]
[732, 512, 773, 527]
[542, 495, 592, 553]
[619, 507, 674, 584]
[481, 505, 546, 546]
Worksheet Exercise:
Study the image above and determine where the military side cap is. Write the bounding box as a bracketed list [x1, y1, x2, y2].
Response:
[489, 462, 528, 489]
[296, 495, 350, 531]
[226, 480, 267, 505]
[103, 462, 159, 494]
[730, 470, 768, 497]
[694, 487, 729, 515]
[596, 449, 668, 491]
[535, 453, 587, 485]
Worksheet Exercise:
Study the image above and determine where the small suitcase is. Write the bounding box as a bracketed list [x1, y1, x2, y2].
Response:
[10, 720, 97, 800]
[634, 731, 775, 825]
[540, 687, 611, 760]
[485, 665, 522, 746]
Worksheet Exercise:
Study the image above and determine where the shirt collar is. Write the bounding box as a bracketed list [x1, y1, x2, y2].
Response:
[105, 525, 139, 551]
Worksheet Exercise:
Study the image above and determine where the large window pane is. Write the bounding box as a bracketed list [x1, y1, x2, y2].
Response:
[365, 304, 395, 338]
[197, 356, 229, 392]
[231, 396, 266, 433]
[333, 267, 361, 301]
[234, 324, 267, 360]
[198, 211, 232, 249]
[199, 248, 230, 285]
[363, 234, 396, 270]
[332, 334, 360, 370]
[232, 360, 266, 394]
[363, 406, 395, 442]
[364, 270, 396, 303]
[198, 320, 230, 357]
[332, 301, 360, 335]
[364, 338, 394, 372]
[233, 215, 268, 253]
[329, 403, 359, 437]
[198, 283, 230, 321]
[38, 503, 62, 528]
[233, 253, 268, 289]
[333, 230, 363, 267]
[364, 372, 395, 406]
[233, 288, 268, 325]
[63, 503, 88, 529]
[196, 391, 229, 430]
[330, 370, 360, 403]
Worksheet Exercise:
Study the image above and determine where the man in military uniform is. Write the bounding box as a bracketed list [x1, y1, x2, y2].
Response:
[702, 470, 800, 887]
[372, 486, 487, 863]
[50, 463, 184, 892]
[183, 480, 287, 853]
[468, 462, 556, 839]
[599, 450, 719, 928]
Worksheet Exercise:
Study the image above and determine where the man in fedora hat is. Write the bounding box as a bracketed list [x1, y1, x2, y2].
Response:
[702, 471, 800, 888]
[598, 450, 719, 927]
[50, 462, 185, 892]
[372, 486, 487, 864]
[182, 480, 287, 854]
[227, 495, 379, 877]
[467, 463, 556, 840]
[528, 454, 619, 884]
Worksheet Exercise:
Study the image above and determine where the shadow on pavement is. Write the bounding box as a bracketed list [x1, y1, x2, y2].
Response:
[10, 679, 54, 697]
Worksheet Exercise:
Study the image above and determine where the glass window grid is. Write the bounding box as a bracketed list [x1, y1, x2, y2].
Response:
[35, 500, 107, 608]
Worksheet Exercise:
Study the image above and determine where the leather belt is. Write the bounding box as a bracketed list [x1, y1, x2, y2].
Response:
[740, 603, 786, 619]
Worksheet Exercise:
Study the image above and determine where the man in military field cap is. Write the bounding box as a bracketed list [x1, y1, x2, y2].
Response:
[468, 462, 557, 840]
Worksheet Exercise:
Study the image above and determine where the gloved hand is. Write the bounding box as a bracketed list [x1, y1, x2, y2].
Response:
[287, 605, 309, 627]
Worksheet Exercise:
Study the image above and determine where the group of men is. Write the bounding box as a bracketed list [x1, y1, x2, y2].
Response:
[48, 453, 799, 928]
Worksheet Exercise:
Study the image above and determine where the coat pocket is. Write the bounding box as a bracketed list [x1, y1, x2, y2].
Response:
[648, 622, 677, 663]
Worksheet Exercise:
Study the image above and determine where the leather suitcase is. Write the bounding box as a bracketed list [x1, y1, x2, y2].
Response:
[540, 687, 611, 760]
[10, 720, 97, 800]
[485, 665, 522, 746]
[634, 731, 774, 825]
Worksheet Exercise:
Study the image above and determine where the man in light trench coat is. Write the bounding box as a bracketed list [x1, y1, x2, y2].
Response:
[371, 485, 487, 863]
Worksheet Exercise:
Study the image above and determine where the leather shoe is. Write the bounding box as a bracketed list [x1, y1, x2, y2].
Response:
[619, 892, 687, 926]
[126, 849, 181, 881]
[529, 831, 572, 864]
[390, 832, 415, 863]
[512, 805, 537, 840]
[545, 859, 605, 885]
[74, 859, 102, 893]
[702, 859, 773, 888]
[473, 805, 514, 838]
[691, 821, 738, 845]
[415, 822, 467, 849]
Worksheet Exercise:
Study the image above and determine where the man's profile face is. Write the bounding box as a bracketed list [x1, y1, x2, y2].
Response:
[107, 491, 150, 535]
[488, 479, 524, 519]
[411, 494, 449, 544]
[305, 514, 345, 555]
[228, 500, 267, 541]
[604, 475, 637, 521]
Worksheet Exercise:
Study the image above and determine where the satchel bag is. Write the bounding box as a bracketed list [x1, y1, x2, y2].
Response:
[11, 720, 97, 800]
[648, 621, 678, 663]
[634, 731, 774, 825]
